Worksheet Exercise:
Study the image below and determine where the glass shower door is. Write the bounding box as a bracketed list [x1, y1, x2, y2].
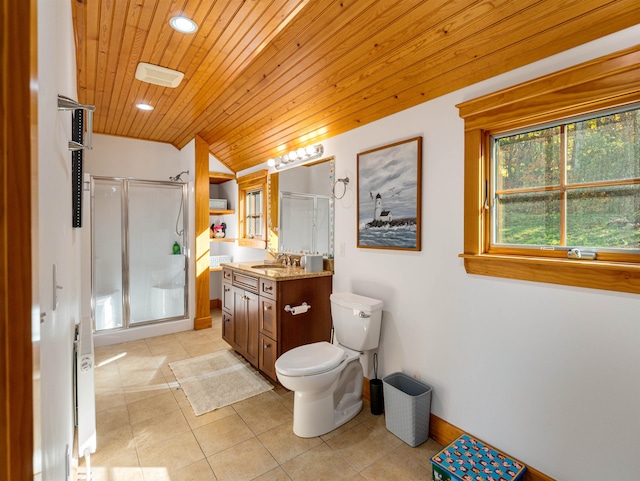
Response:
[92, 179, 124, 331]
[128, 181, 186, 324]
[92, 177, 188, 332]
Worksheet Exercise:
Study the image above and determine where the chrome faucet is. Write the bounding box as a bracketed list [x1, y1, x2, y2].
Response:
[276, 253, 292, 266]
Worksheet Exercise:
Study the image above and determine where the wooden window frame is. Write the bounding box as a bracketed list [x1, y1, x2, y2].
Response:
[457, 45, 640, 294]
[237, 170, 268, 249]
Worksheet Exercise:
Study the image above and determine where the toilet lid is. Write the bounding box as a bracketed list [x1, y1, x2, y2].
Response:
[275, 341, 346, 377]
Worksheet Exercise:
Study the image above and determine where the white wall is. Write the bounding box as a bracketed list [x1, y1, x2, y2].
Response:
[322, 26, 640, 481]
[36, 0, 81, 478]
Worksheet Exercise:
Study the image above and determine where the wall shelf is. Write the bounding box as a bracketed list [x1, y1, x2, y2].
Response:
[210, 209, 234, 215]
[207, 171, 236, 299]
[209, 172, 235, 184]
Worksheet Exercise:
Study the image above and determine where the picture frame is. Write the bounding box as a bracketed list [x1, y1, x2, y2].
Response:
[357, 137, 422, 251]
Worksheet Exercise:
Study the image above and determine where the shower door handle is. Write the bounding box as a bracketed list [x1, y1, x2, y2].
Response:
[53, 264, 63, 311]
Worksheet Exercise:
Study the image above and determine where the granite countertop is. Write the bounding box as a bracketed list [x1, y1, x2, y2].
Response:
[221, 260, 333, 280]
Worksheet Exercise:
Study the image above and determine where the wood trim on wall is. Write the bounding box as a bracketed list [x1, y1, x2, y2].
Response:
[363, 379, 555, 481]
[194, 134, 212, 330]
[237, 170, 268, 250]
[1, 0, 35, 478]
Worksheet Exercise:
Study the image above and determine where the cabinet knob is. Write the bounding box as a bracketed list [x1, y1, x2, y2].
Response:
[264, 285, 273, 291]
[264, 305, 271, 311]
[263, 343, 271, 349]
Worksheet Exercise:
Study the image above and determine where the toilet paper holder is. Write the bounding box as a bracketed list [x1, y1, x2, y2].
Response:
[284, 302, 311, 315]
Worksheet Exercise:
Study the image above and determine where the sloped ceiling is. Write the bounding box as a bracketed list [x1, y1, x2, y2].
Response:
[72, 0, 640, 173]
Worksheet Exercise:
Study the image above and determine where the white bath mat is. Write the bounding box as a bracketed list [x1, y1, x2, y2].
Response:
[169, 350, 273, 415]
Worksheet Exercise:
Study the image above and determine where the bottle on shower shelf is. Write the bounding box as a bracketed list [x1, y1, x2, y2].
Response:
[172, 241, 181, 254]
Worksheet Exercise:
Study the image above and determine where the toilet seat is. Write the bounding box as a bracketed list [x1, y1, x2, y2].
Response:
[276, 341, 347, 377]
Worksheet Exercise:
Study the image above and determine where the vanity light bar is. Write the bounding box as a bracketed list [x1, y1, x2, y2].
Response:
[269, 144, 324, 170]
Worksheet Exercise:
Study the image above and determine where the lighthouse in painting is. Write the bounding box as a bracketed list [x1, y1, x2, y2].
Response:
[373, 193, 392, 222]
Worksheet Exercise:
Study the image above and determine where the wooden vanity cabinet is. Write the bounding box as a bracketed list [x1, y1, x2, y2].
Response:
[258, 294, 278, 379]
[221, 282, 233, 345]
[233, 288, 259, 367]
[259, 275, 332, 382]
[222, 270, 259, 367]
[222, 267, 332, 382]
[259, 333, 278, 381]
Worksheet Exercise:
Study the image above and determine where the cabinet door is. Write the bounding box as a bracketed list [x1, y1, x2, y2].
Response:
[259, 333, 278, 382]
[222, 281, 233, 313]
[233, 287, 247, 353]
[259, 298, 277, 338]
[222, 310, 234, 346]
[245, 291, 259, 367]
[233, 287, 259, 368]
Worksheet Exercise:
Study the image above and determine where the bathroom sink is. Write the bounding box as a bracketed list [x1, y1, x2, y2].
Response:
[251, 264, 287, 269]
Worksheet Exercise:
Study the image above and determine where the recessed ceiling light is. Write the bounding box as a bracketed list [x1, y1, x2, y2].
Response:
[136, 103, 154, 111]
[169, 16, 198, 34]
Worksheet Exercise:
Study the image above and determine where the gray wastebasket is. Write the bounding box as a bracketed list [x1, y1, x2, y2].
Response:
[382, 372, 432, 447]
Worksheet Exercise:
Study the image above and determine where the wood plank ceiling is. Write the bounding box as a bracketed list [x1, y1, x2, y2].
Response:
[72, 0, 640, 173]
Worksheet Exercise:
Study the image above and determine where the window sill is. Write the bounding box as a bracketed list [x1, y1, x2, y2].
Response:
[459, 253, 640, 294]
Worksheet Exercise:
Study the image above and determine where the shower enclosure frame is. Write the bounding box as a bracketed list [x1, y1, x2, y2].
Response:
[90, 176, 189, 332]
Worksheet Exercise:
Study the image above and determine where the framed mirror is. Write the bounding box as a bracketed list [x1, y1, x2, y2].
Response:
[268, 157, 335, 258]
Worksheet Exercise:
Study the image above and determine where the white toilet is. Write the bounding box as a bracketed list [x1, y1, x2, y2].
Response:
[275, 292, 383, 438]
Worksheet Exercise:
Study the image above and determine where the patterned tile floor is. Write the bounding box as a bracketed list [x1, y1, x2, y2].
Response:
[86, 309, 442, 480]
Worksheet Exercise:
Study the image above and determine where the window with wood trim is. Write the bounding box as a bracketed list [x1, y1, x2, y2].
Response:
[457, 45, 640, 294]
[237, 170, 268, 249]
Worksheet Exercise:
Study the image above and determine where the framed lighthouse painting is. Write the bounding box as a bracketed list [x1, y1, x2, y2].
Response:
[356, 137, 422, 251]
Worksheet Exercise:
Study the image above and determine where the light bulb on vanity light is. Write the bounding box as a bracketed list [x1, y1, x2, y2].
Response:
[270, 143, 325, 170]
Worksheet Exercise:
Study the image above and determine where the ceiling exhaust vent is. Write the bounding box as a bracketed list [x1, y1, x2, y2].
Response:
[135, 62, 184, 88]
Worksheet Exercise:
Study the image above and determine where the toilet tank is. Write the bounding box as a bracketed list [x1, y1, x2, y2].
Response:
[330, 292, 383, 351]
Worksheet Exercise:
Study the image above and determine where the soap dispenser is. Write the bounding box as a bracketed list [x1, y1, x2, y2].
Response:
[172, 241, 181, 254]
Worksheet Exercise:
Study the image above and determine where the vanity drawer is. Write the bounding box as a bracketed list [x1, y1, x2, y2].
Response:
[260, 278, 277, 300]
[259, 298, 277, 338]
[233, 271, 259, 293]
[259, 333, 278, 382]
[223, 268, 232, 281]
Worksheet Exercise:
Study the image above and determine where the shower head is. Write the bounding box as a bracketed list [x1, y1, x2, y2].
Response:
[169, 170, 189, 182]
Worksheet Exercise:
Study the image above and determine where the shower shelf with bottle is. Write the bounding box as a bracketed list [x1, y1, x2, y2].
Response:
[209, 172, 236, 271]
